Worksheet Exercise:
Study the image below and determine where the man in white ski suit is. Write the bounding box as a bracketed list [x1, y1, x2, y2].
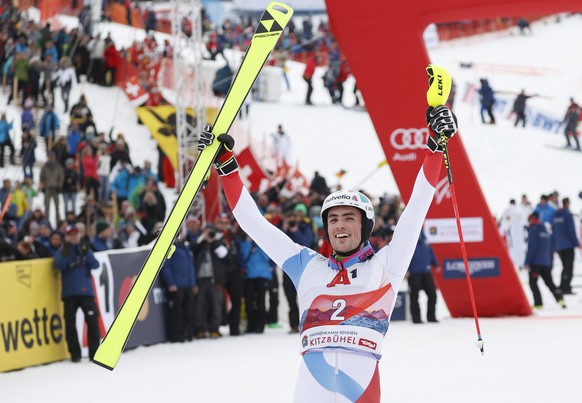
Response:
[197, 105, 457, 402]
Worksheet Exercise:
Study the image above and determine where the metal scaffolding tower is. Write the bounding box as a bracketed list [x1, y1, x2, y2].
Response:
[171, 0, 206, 217]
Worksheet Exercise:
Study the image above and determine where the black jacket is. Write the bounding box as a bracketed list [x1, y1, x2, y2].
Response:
[191, 235, 231, 286]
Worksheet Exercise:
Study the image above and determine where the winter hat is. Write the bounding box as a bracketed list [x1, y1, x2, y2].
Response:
[66, 225, 79, 235]
[293, 203, 308, 215]
[96, 221, 110, 235]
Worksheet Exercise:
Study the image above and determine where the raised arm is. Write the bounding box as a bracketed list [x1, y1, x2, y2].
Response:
[378, 104, 458, 288]
[378, 151, 442, 287]
[197, 127, 313, 276]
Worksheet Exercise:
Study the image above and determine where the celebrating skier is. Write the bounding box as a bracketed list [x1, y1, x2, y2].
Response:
[197, 104, 457, 401]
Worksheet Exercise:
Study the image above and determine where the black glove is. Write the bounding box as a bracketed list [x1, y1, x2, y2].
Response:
[61, 242, 73, 258]
[79, 236, 90, 256]
[197, 125, 238, 176]
[425, 105, 458, 153]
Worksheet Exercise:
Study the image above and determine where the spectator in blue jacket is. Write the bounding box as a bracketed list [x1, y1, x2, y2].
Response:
[42, 40, 59, 63]
[21, 98, 36, 131]
[38, 105, 60, 154]
[110, 160, 131, 208]
[90, 220, 114, 252]
[46, 230, 63, 257]
[525, 212, 565, 309]
[66, 122, 82, 158]
[142, 160, 158, 183]
[551, 197, 580, 295]
[239, 233, 272, 334]
[407, 231, 439, 324]
[161, 236, 198, 342]
[0, 113, 15, 167]
[478, 78, 496, 124]
[533, 194, 556, 226]
[15, 34, 29, 55]
[53, 225, 101, 362]
[127, 166, 146, 208]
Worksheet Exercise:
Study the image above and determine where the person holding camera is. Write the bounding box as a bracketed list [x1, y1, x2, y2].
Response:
[191, 223, 230, 339]
[53, 225, 100, 362]
[197, 101, 457, 401]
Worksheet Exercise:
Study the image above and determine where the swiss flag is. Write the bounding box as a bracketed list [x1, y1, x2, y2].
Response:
[280, 165, 310, 198]
[122, 76, 148, 103]
[236, 147, 270, 193]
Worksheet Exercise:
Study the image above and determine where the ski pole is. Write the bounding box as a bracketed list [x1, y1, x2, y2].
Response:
[440, 139, 485, 355]
[426, 64, 484, 355]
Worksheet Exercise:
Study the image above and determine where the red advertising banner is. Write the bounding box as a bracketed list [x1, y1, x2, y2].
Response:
[326, 0, 582, 317]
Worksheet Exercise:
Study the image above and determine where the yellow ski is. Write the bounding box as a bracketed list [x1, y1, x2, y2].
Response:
[93, 2, 294, 370]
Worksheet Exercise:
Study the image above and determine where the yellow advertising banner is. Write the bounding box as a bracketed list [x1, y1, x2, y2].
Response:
[0, 259, 68, 372]
[136, 106, 218, 171]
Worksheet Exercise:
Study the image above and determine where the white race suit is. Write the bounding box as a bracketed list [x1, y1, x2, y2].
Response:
[220, 151, 443, 402]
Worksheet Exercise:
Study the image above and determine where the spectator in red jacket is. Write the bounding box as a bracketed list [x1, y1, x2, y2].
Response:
[103, 38, 119, 87]
[80, 146, 100, 202]
[302, 53, 319, 105]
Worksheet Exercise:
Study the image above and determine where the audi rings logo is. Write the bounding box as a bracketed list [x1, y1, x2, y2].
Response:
[390, 128, 429, 150]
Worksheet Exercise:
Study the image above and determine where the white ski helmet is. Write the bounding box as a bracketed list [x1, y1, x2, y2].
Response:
[321, 190, 375, 243]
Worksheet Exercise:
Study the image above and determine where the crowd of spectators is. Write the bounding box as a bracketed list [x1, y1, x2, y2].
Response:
[498, 191, 580, 304]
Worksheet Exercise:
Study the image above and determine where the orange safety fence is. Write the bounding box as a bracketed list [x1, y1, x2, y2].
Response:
[106, 3, 172, 34]
[38, 0, 82, 22]
[39, 0, 60, 21]
[436, 16, 545, 41]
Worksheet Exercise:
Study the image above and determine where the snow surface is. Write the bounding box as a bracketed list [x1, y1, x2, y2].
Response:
[1, 12, 582, 403]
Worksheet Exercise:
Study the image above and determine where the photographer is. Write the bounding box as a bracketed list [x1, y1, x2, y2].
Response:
[191, 223, 229, 339]
[54, 225, 100, 362]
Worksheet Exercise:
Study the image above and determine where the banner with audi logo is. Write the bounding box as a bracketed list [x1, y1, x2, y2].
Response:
[326, 0, 543, 317]
[388, 128, 429, 162]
